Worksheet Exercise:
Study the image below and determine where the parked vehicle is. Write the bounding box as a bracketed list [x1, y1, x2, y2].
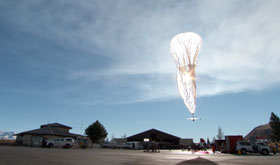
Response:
[76, 138, 89, 149]
[116, 143, 125, 149]
[236, 141, 270, 155]
[102, 141, 117, 149]
[124, 142, 144, 150]
[47, 137, 74, 148]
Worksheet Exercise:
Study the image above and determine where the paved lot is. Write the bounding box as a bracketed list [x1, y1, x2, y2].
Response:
[0, 146, 279, 165]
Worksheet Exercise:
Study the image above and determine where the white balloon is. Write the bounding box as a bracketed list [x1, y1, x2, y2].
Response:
[170, 32, 202, 115]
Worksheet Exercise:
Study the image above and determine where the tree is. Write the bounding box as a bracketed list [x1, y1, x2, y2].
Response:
[207, 137, 210, 145]
[111, 134, 115, 141]
[216, 126, 224, 140]
[269, 112, 280, 142]
[212, 137, 216, 145]
[85, 120, 108, 144]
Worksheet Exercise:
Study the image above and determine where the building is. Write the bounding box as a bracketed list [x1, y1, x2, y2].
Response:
[113, 138, 127, 144]
[127, 128, 192, 149]
[244, 123, 271, 141]
[179, 138, 193, 146]
[16, 123, 86, 147]
[225, 135, 243, 153]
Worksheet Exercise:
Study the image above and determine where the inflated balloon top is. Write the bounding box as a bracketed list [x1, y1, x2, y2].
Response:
[170, 32, 202, 69]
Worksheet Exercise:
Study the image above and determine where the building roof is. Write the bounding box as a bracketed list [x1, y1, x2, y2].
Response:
[17, 123, 83, 137]
[17, 127, 83, 137]
[40, 123, 72, 129]
[244, 123, 271, 140]
[127, 128, 181, 140]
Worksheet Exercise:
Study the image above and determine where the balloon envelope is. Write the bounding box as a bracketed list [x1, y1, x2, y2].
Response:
[170, 32, 202, 115]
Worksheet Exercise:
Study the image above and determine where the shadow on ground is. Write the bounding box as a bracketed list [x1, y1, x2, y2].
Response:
[176, 157, 217, 165]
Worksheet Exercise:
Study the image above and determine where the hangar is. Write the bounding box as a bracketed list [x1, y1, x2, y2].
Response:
[126, 128, 189, 148]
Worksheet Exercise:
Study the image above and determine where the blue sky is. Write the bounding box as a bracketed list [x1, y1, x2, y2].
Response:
[0, 0, 280, 142]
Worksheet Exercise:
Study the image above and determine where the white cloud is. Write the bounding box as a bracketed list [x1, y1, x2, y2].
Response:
[196, 0, 280, 96]
[4, 0, 280, 104]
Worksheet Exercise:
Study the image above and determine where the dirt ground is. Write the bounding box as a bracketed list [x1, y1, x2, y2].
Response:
[0, 146, 279, 165]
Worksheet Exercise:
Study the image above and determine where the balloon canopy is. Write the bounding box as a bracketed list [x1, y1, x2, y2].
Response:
[169, 32, 202, 115]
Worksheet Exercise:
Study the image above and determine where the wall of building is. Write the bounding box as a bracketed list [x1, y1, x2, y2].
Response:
[113, 138, 127, 144]
[30, 135, 72, 147]
[179, 139, 193, 146]
[22, 135, 32, 145]
[44, 135, 65, 140]
[17, 134, 75, 147]
[31, 136, 42, 146]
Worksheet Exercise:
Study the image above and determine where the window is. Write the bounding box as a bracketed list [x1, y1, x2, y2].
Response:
[144, 138, 149, 142]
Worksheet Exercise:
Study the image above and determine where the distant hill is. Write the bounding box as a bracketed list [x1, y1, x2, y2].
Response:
[244, 123, 271, 140]
[0, 131, 16, 140]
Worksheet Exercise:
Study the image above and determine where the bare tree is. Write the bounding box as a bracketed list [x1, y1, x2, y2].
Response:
[111, 134, 115, 141]
[212, 137, 216, 145]
[216, 126, 224, 140]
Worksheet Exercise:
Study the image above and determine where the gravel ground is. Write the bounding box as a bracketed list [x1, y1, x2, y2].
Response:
[0, 146, 279, 165]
